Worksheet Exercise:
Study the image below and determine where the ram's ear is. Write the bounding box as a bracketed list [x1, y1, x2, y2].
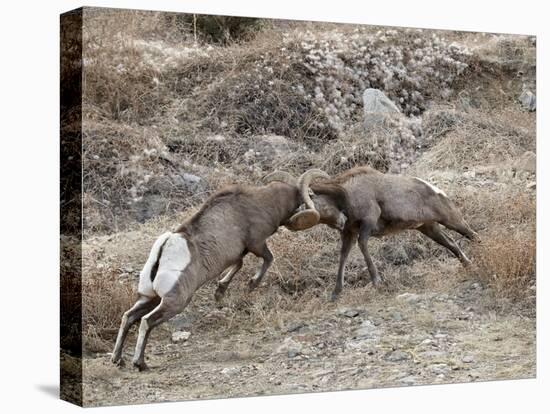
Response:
[284, 210, 320, 231]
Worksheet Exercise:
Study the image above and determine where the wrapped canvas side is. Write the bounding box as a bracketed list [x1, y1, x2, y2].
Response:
[60, 7, 83, 407]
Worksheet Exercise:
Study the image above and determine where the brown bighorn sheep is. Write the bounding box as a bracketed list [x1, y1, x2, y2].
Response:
[111, 169, 328, 370]
[266, 166, 479, 301]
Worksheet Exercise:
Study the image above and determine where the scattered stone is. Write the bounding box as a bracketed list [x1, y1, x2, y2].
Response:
[391, 312, 403, 321]
[341, 309, 360, 318]
[397, 292, 422, 304]
[276, 337, 303, 357]
[462, 170, 476, 179]
[354, 320, 379, 338]
[287, 350, 300, 359]
[462, 355, 475, 363]
[419, 350, 446, 359]
[429, 363, 450, 375]
[221, 367, 240, 376]
[434, 333, 448, 339]
[399, 375, 418, 385]
[526, 181, 536, 190]
[385, 350, 410, 362]
[345, 340, 372, 353]
[519, 90, 536, 111]
[171, 331, 191, 343]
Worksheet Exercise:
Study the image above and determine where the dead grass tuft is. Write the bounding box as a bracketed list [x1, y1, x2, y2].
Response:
[470, 228, 535, 302]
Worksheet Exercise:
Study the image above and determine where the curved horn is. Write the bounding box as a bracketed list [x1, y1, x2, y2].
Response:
[297, 169, 330, 210]
[262, 171, 297, 186]
[284, 169, 330, 231]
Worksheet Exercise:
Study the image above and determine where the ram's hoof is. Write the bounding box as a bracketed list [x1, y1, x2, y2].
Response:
[247, 279, 260, 292]
[132, 360, 149, 372]
[111, 356, 125, 367]
[214, 286, 226, 302]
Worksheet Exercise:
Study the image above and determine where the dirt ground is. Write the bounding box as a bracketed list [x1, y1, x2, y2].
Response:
[80, 272, 535, 406]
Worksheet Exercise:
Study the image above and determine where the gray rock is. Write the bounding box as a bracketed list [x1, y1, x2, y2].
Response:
[526, 181, 536, 190]
[391, 312, 403, 321]
[397, 292, 422, 304]
[171, 330, 191, 343]
[418, 350, 446, 359]
[399, 375, 418, 385]
[429, 363, 450, 375]
[519, 90, 536, 111]
[276, 337, 303, 357]
[385, 350, 410, 362]
[345, 339, 372, 353]
[341, 309, 360, 318]
[221, 367, 240, 376]
[462, 355, 475, 363]
[363, 88, 401, 129]
[354, 320, 378, 338]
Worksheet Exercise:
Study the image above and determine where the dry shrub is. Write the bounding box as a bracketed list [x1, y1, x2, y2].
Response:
[470, 228, 535, 301]
[82, 258, 136, 352]
[418, 108, 535, 170]
[452, 187, 535, 234]
[179, 15, 263, 44]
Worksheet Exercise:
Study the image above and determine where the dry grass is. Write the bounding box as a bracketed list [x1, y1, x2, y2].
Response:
[470, 228, 535, 302]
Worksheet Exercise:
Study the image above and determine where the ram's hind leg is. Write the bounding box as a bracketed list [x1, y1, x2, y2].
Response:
[247, 243, 273, 291]
[438, 205, 480, 242]
[419, 223, 472, 266]
[215, 256, 245, 302]
[132, 295, 190, 371]
[111, 295, 160, 366]
[357, 217, 383, 286]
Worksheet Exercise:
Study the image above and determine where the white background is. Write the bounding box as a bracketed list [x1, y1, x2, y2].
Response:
[0, 0, 546, 412]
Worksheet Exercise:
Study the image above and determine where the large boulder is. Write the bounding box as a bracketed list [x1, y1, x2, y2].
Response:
[363, 88, 401, 129]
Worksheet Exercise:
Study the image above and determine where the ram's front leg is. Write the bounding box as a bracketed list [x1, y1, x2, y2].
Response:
[331, 230, 355, 301]
[357, 222, 382, 286]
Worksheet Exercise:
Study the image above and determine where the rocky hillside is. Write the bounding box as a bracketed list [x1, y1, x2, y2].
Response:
[64, 8, 536, 406]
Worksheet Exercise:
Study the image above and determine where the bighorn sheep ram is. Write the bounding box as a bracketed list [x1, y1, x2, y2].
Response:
[266, 166, 479, 301]
[111, 169, 327, 370]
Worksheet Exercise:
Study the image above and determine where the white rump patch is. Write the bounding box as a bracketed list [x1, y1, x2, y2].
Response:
[137, 232, 191, 297]
[414, 177, 447, 197]
[153, 233, 191, 297]
[138, 232, 172, 297]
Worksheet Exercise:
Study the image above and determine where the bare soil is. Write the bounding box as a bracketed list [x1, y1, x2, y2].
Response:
[81, 273, 535, 406]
